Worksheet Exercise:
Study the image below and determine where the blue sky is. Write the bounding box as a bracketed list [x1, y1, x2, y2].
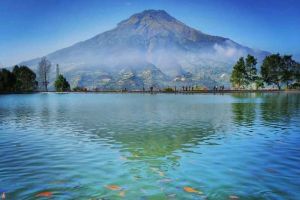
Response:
[0, 0, 299, 66]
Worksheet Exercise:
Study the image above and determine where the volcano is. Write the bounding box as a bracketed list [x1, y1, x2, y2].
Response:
[22, 9, 268, 89]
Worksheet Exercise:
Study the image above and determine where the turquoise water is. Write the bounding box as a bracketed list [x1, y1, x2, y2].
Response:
[0, 93, 300, 200]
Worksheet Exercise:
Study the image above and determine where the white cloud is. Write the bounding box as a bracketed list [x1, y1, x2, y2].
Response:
[213, 42, 247, 60]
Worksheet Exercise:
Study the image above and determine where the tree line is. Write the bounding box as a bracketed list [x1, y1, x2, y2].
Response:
[2, 54, 300, 93]
[0, 65, 37, 92]
[230, 54, 300, 90]
[0, 57, 70, 93]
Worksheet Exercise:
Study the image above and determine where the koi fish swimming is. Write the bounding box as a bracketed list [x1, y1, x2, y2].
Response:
[1, 93, 299, 200]
[35, 191, 53, 197]
[183, 186, 203, 194]
[105, 185, 122, 191]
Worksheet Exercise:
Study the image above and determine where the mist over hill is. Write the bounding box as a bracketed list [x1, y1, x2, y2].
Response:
[22, 10, 269, 90]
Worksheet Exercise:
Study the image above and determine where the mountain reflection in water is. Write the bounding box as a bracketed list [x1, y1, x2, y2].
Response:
[0, 93, 299, 199]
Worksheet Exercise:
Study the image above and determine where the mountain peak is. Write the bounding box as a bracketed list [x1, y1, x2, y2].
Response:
[21, 9, 269, 90]
[117, 9, 178, 27]
[139, 9, 169, 15]
[114, 9, 227, 46]
[137, 9, 172, 19]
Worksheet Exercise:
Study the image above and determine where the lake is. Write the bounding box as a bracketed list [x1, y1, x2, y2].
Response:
[0, 93, 300, 199]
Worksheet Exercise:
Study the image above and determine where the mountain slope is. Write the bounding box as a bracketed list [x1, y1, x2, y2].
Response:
[22, 9, 269, 89]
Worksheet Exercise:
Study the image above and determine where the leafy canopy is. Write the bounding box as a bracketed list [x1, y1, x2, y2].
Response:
[54, 75, 70, 92]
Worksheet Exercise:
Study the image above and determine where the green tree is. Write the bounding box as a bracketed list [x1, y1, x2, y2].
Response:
[55, 75, 70, 92]
[254, 77, 264, 90]
[230, 57, 246, 89]
[0, 68, 16, 92]
[281, 55, 298, 88]
[261, 54, 282, 90]
[245, 54, 258, 86]
[13, 65, 37, 92]
[289, 61, 300, 88]
[261, 54, 299, 89]
[295, 63, 300, 83]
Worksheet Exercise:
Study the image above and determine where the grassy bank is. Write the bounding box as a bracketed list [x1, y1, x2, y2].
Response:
[2, 89, 300, 95]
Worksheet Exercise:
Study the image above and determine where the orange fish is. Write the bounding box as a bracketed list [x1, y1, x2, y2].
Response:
[36, 191, 52, 197]
[105, 185, 121, 191]
[183, 187, 203, 194]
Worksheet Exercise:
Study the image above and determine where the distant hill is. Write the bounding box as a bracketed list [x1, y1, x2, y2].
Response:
[21, 9, 269, 89]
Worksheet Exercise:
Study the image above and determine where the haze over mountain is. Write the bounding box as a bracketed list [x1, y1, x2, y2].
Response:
[22, 9, 269, 89]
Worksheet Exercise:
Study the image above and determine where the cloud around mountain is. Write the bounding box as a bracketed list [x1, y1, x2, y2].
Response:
[21, 9, 269, 89]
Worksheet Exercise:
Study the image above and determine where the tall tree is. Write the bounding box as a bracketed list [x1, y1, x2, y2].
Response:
[281, 55, 298, 88]
[56, 64, 60, 79]
[245, 54, 258, 85]
[0, 69, 16, 92]
[295, 62, 300, 83]
[230, 57, 246, 89]
[261, 54, 299, 89]
[13, 65, 37, 92]
[261, 54, 282, 90]
[38, 57, 51, 91]
[54, 75, 70, 92]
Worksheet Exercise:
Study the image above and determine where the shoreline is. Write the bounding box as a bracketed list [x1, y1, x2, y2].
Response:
[1, 89, 300, 95]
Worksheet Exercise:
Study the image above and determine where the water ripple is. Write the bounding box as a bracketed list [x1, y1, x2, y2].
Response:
[0, 93, 300, 199]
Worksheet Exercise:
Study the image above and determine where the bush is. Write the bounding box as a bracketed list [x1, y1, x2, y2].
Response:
[163, 87, 174, 92]
[290, 82, 300, 89]
[73, 86, 88, 92]
[54, 75, 70, 92]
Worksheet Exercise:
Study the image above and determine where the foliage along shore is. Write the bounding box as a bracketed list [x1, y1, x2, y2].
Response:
[230, 54, 300, 90]
[1, 53, 300, 94]
[1, 89, 300, 95]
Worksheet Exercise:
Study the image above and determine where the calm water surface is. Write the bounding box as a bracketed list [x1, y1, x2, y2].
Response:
[0, 93, 300, 200]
